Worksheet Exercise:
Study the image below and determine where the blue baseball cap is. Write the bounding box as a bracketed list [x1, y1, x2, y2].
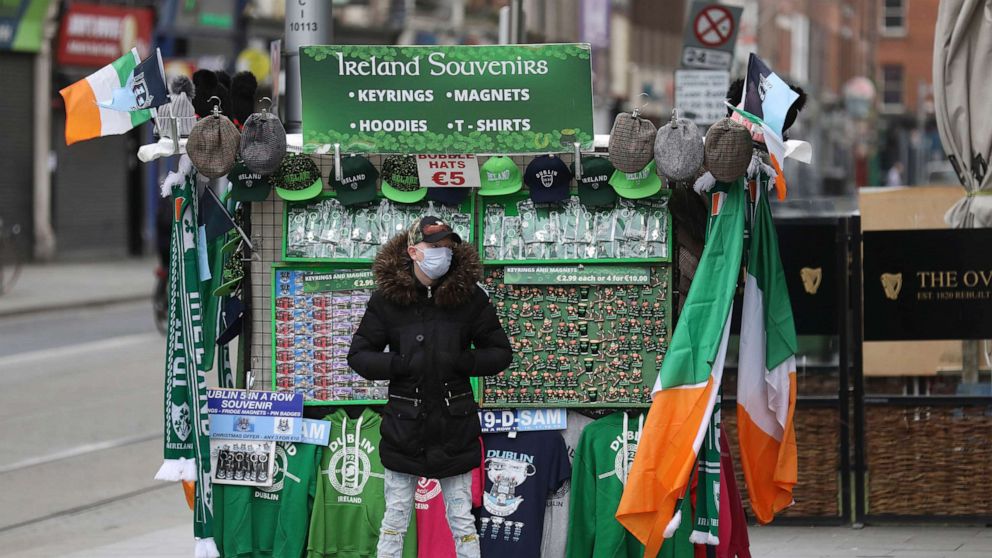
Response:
[524, 155, 573, 203]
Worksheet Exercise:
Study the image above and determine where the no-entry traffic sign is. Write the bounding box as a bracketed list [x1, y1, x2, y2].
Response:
[681, 2, 742, 71]
[694, 5, 735, 47]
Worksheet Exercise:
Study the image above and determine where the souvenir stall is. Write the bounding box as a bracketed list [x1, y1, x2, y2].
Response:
[142, 43, 807, 558]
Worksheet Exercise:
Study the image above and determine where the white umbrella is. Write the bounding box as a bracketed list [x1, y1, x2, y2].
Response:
[933, 0, 992, 227]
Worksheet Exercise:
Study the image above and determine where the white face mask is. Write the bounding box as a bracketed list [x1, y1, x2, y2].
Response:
[416, 247, 453, 280]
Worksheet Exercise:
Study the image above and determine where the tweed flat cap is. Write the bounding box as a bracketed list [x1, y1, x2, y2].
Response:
[240, 111, 286, 175]
[187, 112, 241, 178]
[654, 117, 704, 182]
[608, 113, 657, 172]
[704, 118, 752, 182]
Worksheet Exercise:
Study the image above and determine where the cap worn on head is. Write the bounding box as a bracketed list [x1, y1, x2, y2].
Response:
[408, 216, 462, 246]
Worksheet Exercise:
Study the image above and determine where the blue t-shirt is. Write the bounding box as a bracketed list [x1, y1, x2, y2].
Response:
[480, 430, 571, 558]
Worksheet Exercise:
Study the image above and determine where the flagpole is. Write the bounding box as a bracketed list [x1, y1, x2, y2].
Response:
[203, 185, 253, 251]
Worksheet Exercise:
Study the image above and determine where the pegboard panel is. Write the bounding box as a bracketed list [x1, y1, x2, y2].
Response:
[250, 151, 584, 392]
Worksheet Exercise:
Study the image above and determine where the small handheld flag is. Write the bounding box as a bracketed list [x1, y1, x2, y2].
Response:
[98, 49, 169, 112]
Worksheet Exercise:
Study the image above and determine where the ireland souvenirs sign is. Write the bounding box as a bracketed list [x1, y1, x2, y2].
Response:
[300, 44, 594, 154]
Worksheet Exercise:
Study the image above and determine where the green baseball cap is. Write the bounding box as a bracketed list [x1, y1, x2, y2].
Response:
[381, 155, 426, 203]
[609, 161, 663, 199]
[273, 153, 323, 201]
[479, 156, 522, 196]
[331, 155, 378, 206]
[229, 160, 272, 202]
[572, 156, 617, 206]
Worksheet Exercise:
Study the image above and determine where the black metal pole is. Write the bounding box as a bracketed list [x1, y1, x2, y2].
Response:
[837, 216, 852, 524]
[851, 215, 866, 526]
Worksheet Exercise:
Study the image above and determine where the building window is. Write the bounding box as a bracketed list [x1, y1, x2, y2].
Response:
[881, 0, 906, 35]
[881, 64, 904, 111]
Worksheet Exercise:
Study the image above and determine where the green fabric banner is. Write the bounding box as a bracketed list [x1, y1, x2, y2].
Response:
[690, 396, 720, 545]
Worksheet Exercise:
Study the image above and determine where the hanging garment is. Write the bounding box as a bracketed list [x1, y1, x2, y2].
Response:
[541, 412, 595, 558]
[214, 441, 320, 558]
[479, 431, 570, 558]
[415, 441, 485, 558]
[306, 408, 417, 558]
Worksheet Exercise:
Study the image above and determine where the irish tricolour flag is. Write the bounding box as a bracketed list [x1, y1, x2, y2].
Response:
[737, 182, 798, 523]
[59, 48, 151, 145]
[616, 179, 745, 558]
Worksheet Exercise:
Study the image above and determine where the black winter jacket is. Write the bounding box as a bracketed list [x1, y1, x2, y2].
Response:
[347, 234, 512, 478]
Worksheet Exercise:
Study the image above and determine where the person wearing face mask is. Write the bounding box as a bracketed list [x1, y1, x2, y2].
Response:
[348, 216, 512, 558]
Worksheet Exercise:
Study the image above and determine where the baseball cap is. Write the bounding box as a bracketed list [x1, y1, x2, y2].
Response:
[239, 111, 286, 175]
[187, 111, 241, 178]
[608, 112, 657, 173]
[216, 296, 245, 345]
[524, 155, 572, 204]
[331, 155, 378, 206]
[229, 160, 272, 202]
[381, 155, 426, 203]
[407, 216, 462, 245]
[478, 156, 523, 196]
[427, 187, 469, 207]
[272, 153, 323, 201]
[609, 161, 663, 199]
[572, 156, 616, 206]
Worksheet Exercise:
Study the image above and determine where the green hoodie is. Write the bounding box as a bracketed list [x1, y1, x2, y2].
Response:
[306, 408, 416, 558]
[566, 412, 694, 558]
[214, 441, 320, 558]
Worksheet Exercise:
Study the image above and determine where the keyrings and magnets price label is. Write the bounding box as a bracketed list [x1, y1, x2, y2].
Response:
[503, 265, 651, 285]
[416, 154, 481, 188]
[303, 269, 376, 292]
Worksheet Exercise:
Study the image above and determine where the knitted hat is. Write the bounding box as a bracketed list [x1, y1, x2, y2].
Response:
[239, 110, 286, 175]
[187, 110, 240, 178]
[608, 113, 657, 172]
[654, 118, 704, 182]
[704, 118, 752, 182]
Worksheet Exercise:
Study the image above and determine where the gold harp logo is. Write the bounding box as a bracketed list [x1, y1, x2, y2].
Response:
[880, 273, 903, 300]
[800, 267, 822, 295]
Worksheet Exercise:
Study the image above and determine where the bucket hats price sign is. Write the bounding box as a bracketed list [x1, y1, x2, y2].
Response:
[300, 44, 594, 154]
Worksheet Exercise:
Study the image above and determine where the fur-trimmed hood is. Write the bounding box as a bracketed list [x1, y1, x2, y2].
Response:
[373, 234, 483, 308]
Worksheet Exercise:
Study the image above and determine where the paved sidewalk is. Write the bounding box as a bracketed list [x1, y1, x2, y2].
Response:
[8, 521, 990, 557]
[0, 257, 156, 317]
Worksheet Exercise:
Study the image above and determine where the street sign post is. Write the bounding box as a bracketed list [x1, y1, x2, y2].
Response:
[681, 2, 742, 71]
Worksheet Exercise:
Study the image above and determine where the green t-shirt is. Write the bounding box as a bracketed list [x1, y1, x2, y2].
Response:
[214, 441, 321, 558]
[307, 408, 416, 558]
[566, 412, 694, 558]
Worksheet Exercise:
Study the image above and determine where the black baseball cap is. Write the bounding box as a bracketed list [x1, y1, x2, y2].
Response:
[524, 155, 572, 203]
[331, 155, 378, 206]
[572, 156, 617, 206]
[427, 187, 469, 207]
[229, 160, 272, 202]
[407, 216, 462, 245]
